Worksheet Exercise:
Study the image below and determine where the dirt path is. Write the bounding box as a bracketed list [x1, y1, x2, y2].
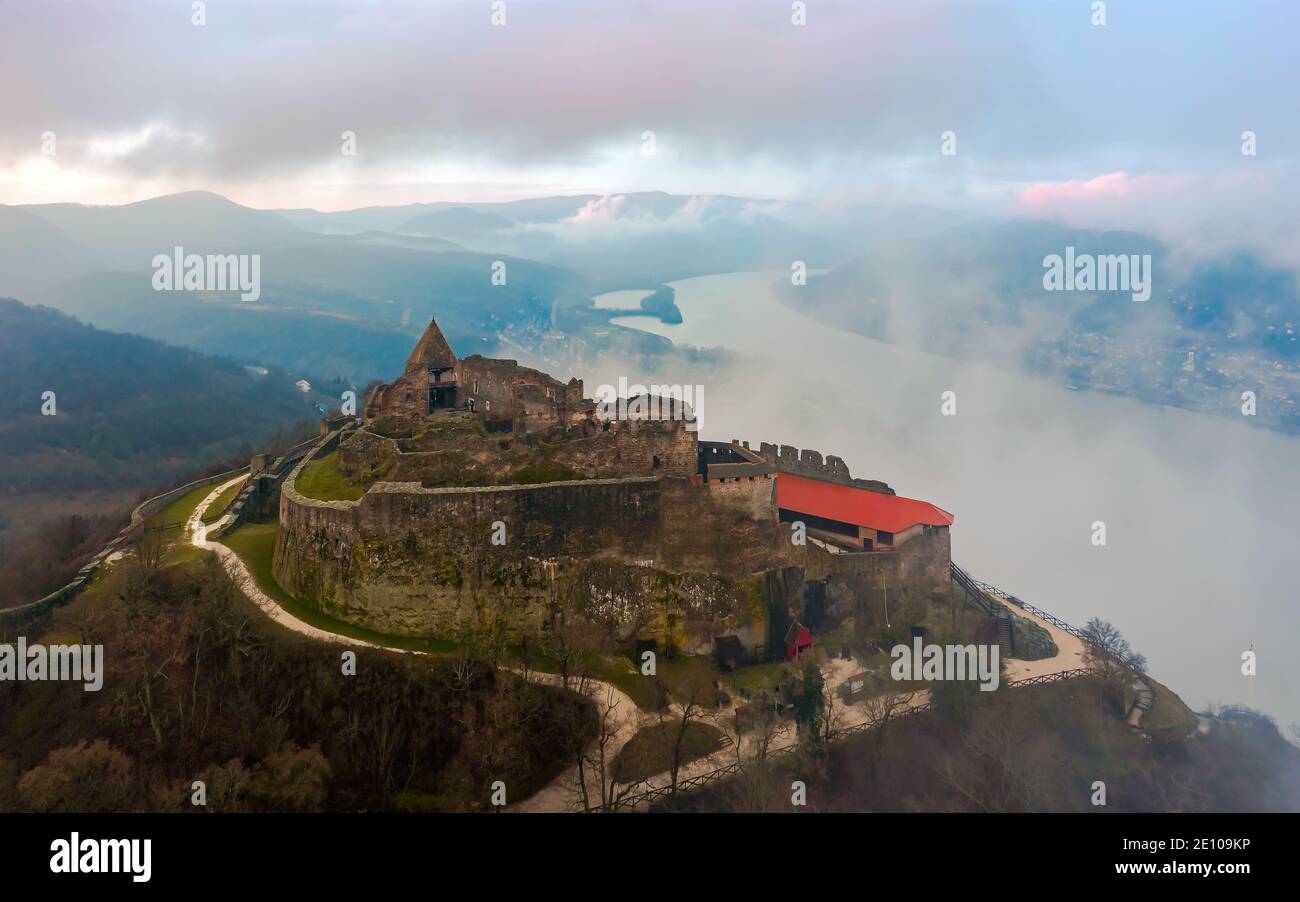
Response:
[188, 476, 359, 647]
[186, 478, 643, 812]
[506, 672, 651, 813]
[186, 480, 1095, 812]
[1000, 605, 1089, 680]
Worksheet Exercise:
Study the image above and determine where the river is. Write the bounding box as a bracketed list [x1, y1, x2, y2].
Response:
[593, 270, 1300, 728]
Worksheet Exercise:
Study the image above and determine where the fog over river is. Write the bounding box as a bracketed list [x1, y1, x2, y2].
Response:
[580, 270, 1299, 729]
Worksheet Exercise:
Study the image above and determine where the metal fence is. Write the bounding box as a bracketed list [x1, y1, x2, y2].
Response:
[951, 562, 1146, 676]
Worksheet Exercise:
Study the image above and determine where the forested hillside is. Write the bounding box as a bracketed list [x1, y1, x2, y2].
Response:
[0, 298, 316, 606]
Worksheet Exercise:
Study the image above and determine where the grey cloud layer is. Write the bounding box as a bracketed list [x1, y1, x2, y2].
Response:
[3, 0, 1295, 186]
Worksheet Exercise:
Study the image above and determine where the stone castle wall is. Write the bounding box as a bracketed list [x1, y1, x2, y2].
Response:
[275, 428, 950, 649]
[759, 526, 952, 634]
[757, 440, 894, 494]
[336, 417, 697, 486]
[274, 440, 786, 644]
[460, 355, 585, 433]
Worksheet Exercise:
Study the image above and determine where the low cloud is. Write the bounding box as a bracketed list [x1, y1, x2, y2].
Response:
[1018, 169, 1300, 270]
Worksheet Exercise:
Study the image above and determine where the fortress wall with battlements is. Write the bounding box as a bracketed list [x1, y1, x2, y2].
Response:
[756, 440, 894, 494]
[274, 436, 784, 642]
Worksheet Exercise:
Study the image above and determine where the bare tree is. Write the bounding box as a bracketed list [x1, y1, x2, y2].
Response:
[861, 687, 912, 774]
[719, 697, 781, 812]
[658, 658, 715, 799]
[579, 679, 645, 812]
[819, 673, 848, 750]
[128, 527, 167, 587]
[1081, 618, 1147, 715]
[937, 692, 1063, 812]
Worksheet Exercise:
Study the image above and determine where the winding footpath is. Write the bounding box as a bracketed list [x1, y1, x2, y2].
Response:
[185, 477, 1097, 812]
[186, 477, 645, 811]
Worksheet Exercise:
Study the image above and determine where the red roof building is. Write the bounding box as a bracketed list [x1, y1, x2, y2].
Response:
[784, 621, 814, 661]
[776, 473, 954, 551]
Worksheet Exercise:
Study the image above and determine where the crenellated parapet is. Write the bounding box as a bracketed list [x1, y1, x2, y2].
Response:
[749, 440, 893, 494]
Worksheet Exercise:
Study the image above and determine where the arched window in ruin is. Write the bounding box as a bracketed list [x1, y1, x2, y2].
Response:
[652, 455, 661, 470]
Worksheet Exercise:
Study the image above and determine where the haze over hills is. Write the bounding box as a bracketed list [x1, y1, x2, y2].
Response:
[0, 191, 596, 384]
[6, 189, 1299, 434]
[792, 219, 1300, 433]
[277, 191, 846, 285]
[0, 189, 845, 384]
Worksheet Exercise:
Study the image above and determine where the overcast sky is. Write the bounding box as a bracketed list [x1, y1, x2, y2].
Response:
[1, 0, 1296, 252]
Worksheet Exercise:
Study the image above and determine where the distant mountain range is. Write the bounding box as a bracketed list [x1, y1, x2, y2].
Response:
[0, 190, 847, 384]
[276, 190, 844, 286]
[6, 190, 1297, 436]
[0, 191, 593, 383]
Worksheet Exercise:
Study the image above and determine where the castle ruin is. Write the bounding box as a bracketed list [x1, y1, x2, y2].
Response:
[273, 319, 954, 661]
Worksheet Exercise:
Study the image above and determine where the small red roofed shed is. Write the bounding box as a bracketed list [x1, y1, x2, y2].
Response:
[785, 621, 814, 661]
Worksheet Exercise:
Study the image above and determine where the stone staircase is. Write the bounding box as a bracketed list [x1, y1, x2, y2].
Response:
[997, 610, 1013, 656]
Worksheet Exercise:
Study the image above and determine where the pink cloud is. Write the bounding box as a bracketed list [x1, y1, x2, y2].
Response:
[564, 194, 627, 224]
[1014, 168, 1300, 269]
[1018, 171, 1196, 210]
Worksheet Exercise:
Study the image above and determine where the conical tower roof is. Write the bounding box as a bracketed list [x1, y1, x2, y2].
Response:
[405, 318, 458, 372]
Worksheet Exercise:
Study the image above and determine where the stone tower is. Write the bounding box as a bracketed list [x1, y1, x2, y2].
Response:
[383, 318, 461, 421]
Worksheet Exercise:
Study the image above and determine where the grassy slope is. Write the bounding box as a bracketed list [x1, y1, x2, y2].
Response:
[145, 482, 218, 540]
[201, 477, 247, 523]
[295, 451, 365, 501]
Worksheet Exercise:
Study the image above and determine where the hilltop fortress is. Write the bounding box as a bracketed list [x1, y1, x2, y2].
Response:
[273, 320, 955, 660]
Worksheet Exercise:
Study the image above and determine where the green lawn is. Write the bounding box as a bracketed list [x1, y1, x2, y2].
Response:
[724, 660, 792, 695]
[146, 482, 219, 537]
[510, 646, 661, 710]
[201, 477, 247, 523]
[295, 451, 365, 501]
